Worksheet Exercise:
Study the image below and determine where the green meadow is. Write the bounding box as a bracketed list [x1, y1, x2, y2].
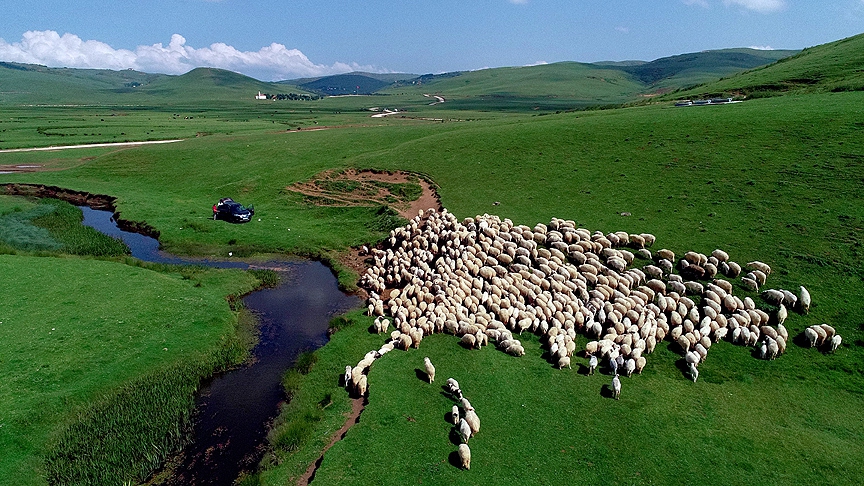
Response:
[1, 33, 863, 486]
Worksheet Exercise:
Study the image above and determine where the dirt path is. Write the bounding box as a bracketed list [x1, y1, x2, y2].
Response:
[0, 139, 183, 154]
[297, 397, 366, 485]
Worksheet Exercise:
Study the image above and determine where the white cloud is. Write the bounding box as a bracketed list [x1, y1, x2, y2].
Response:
[524, 61, 548, 66]
[723, 0, 786, 12]
[748, 45, 775, 50]
[615, 26, 630, 33]
[509, 0, 529, 4]
[0, 30, 384, 81]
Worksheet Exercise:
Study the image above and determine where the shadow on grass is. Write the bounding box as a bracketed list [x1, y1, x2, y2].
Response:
[448, 427, 463, 446]
[793, 331, 812, 348]
[600, 384, 615, 399]
[577, 363, 590, 376]
[414, 368, 429, 383]
[674, 358, 690, 379]
[448, 450, 463, 469]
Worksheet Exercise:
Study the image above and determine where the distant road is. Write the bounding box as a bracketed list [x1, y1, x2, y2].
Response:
[0, 139, 184, 154]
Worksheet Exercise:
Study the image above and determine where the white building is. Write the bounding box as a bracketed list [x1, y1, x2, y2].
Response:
[255, 91, 267, 100]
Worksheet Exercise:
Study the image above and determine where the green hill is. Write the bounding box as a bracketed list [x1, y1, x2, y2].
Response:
[298, 74, 390, 95]
[0, 64, 307, 105]
[0, 62, 167, 104]
[669, 33, 864, 98]
[606, 48, 798, 91]
[379, 49, 796, 110]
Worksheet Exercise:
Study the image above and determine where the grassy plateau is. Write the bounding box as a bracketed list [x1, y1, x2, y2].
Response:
[1, 32, 863, 486]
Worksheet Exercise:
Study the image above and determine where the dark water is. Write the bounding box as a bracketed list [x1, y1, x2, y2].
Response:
[80, 207, 360, 485]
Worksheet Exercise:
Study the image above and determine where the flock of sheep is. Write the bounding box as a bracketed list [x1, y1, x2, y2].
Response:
[342, 207, 842, 469]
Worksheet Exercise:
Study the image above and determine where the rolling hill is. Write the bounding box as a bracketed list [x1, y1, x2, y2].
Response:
[668, 32, 864, 98]
[0, 64, 307, 105]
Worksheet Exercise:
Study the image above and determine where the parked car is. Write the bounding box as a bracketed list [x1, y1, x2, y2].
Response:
[213, 197, 254, 223]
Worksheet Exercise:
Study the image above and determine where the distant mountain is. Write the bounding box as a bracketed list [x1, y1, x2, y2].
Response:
[667, 33, 864, 98]
[600, 48, 798, 90]
[296, 74, 390, 95]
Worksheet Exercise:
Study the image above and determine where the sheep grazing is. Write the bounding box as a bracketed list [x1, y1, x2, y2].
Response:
[624, 358, 636, 377]
[447, 378, 460, 394]
[635, 356, 646, 374]
[588, 354, 598, 375]
[458, 418, 472, 442]
[688, 361, 699, 382]
[344, 365, 352, 387]
[357, 375, 368, 397]
[830, 334, 842, 353]
[804, 327, 818, 348]
[451, 405, 460, 425]
[458, 443, 471, 470]
[558, 356, 572, 369]
[776, 304, 788, 326]
[424, 357, 436, 383]
[464, 409, 481, 435]
[460, 397, 475, 412]
[612, 374, 621, 400]
[799, 286, 811, 314]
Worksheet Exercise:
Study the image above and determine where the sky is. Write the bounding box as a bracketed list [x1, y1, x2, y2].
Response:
[1, 0, 862, 81]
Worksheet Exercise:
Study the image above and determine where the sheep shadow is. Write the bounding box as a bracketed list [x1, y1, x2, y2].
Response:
[367, 325, 377, 334]
[600, 383, 615, 399]
[443, 411, 456, 425]
[577, 363, 590, 376]
[448, 427, 463, 446]
[792, 332, 812, 348]
[674, 358, 690, 378]
[448, 450, 463, 469]
[414, 368, 429, 383]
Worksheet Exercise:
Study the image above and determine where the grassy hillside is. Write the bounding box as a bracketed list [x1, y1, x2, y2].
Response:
[670, 33, 864, 98]
[0, 62, 167, 104]
[0, 63, 306, 105]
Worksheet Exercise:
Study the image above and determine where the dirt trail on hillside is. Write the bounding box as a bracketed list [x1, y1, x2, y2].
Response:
[297, 397, 366, 485]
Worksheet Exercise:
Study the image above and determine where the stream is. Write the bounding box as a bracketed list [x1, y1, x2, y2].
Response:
[80, 207, 360, 485]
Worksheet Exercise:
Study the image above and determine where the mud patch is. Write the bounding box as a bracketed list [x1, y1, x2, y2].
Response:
[286, 168, 441, 222]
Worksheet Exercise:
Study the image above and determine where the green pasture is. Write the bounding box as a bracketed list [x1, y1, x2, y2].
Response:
[0, 252, 260, 485]
[263, 317, 861, 486]
[0, 74, 862, 484]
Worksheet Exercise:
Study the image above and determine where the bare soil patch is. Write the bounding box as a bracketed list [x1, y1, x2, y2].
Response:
[288, 169, 442, 294]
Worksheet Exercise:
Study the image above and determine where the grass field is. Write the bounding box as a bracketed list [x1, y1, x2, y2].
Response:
[0, 253, 260, 485]
[1, 37, 863, 484]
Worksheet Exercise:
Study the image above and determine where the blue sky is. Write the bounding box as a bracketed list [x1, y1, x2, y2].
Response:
[1, 0, 862, 80]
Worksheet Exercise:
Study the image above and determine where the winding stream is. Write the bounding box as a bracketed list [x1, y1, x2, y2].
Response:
[80, 207, 360, 485]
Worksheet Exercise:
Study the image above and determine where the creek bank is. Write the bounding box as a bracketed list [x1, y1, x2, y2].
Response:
[3, 183, 160, 238]
[72, 204, 360, 485]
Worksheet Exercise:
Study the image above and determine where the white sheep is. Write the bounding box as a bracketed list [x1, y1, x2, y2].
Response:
[460, 397, 474, 412]
[804, 327, 818, 348]
[344, 365, 352, 387]
[458, 418, 472, 442]
[612, 374, 621, 400]
[558, 356, 571, 369]
[447, 378, 460, 394]
[624, 358, 636, 377]
[799, 285, 811, 314]
[458, 443, 471, 470]
[830, 334, 842, 353]
[588, 354, 598, 375]
[357, 374, 368, 397]
[464, 409, 480, 435]
[451, 405, 460, 425]
[688, 361, 699, 382]
[424, 357, 436, 383]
